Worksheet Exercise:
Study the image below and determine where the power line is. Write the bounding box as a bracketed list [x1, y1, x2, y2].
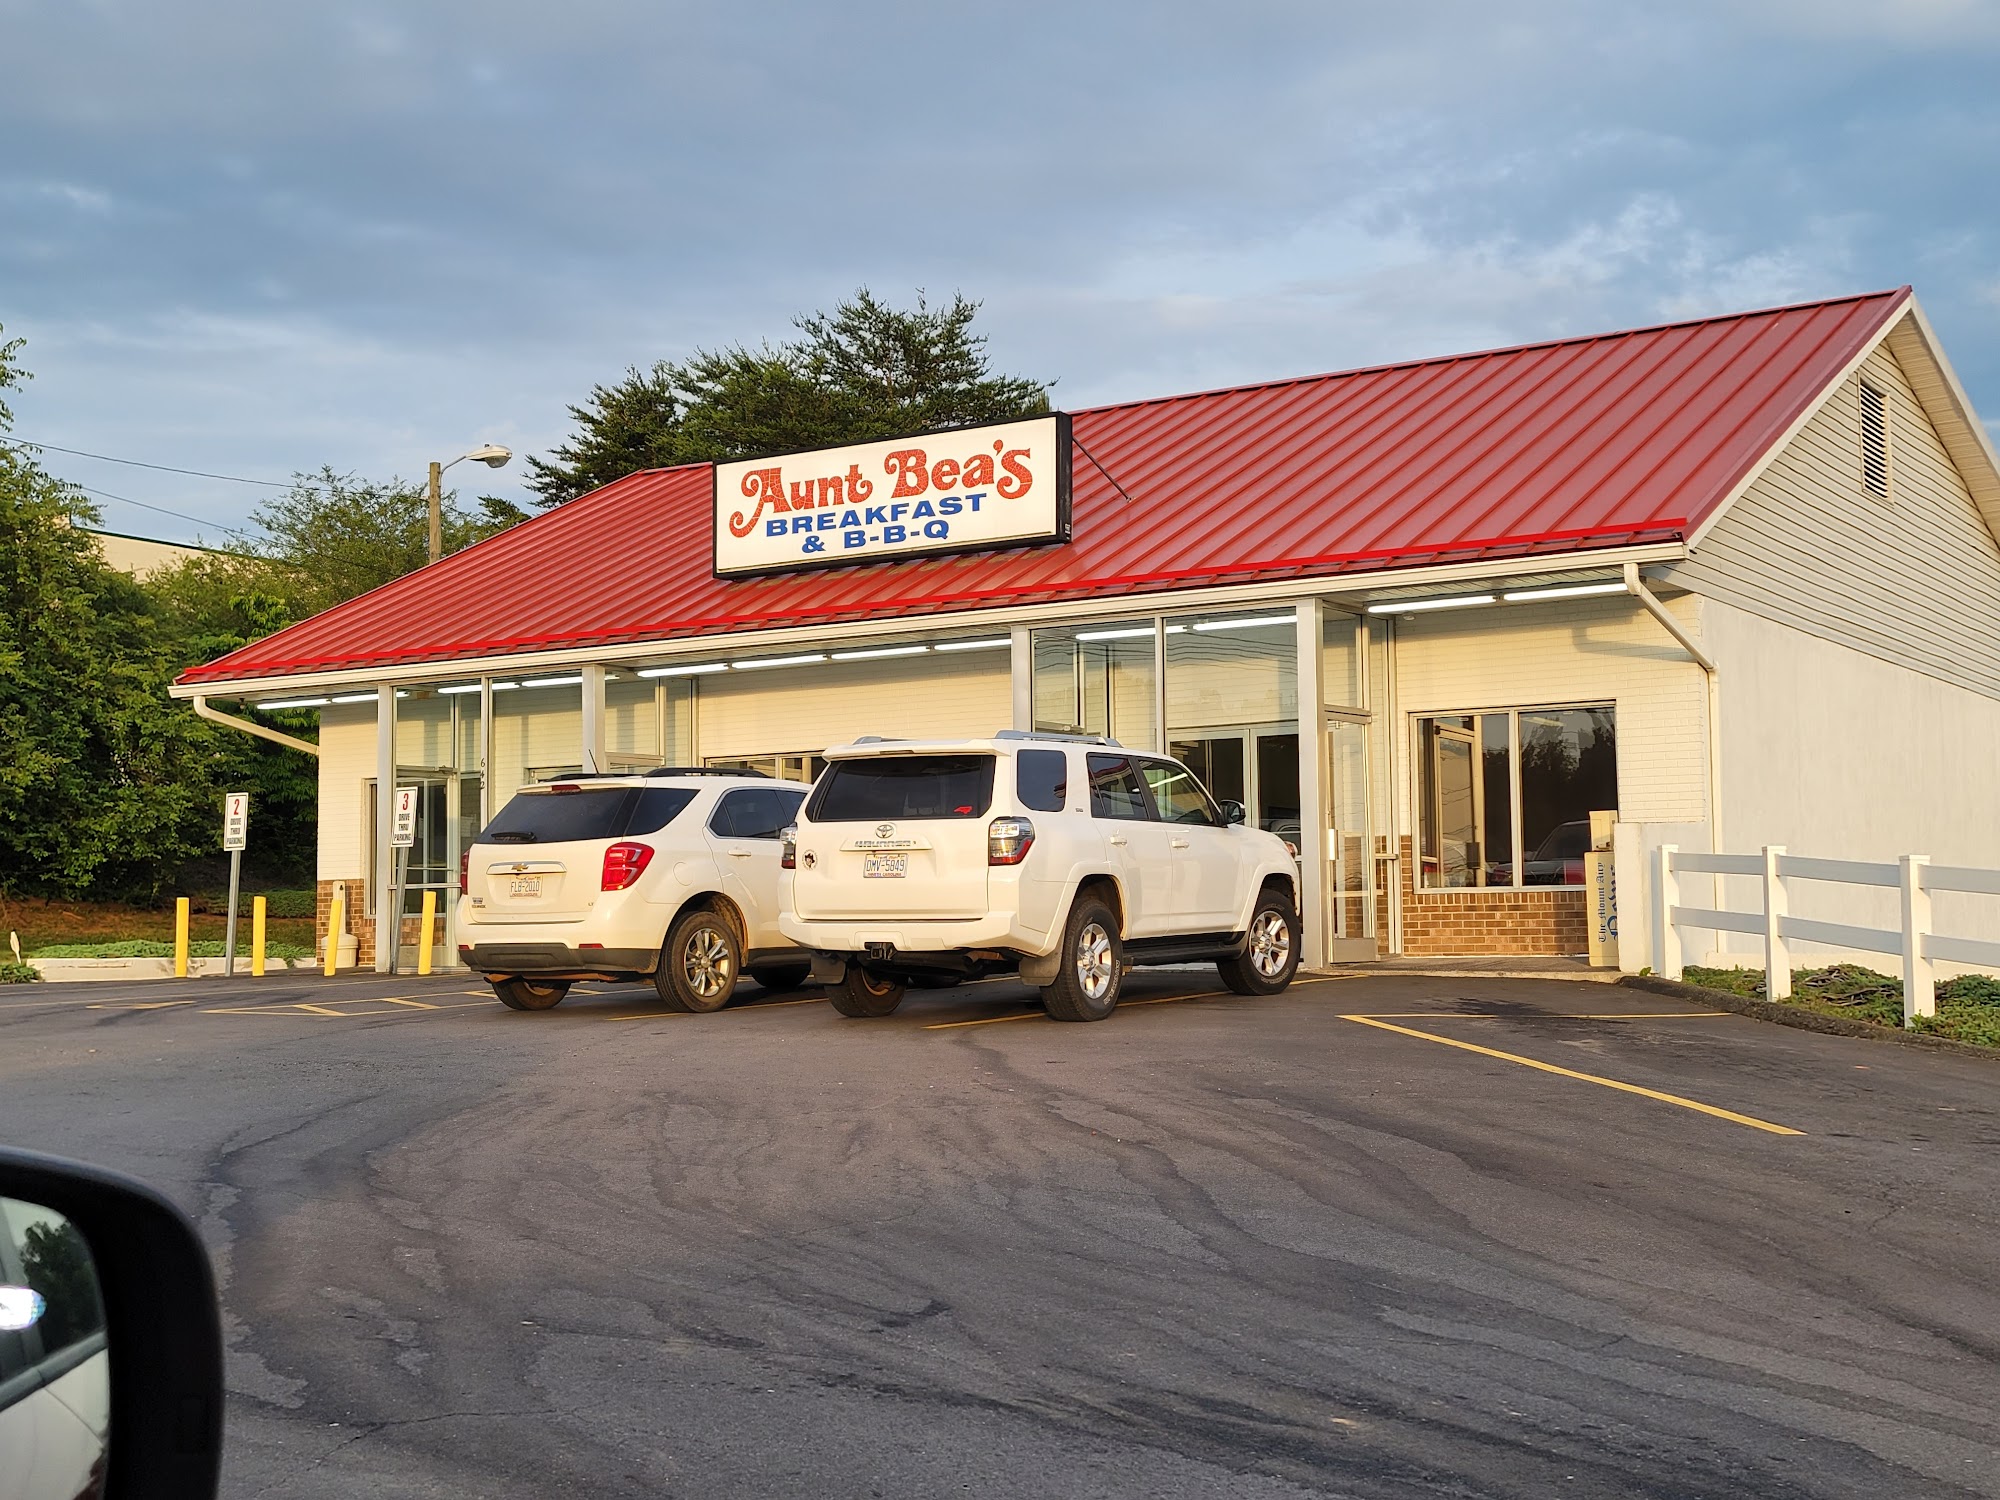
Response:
[67, 482, 240, 533]
[0, 437, 291, 488]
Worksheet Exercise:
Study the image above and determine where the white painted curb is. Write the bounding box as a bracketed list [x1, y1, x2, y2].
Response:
[24, 957, 318, 983]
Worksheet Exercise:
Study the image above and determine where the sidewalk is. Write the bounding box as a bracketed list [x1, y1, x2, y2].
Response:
[1307, 954, 1622, 983]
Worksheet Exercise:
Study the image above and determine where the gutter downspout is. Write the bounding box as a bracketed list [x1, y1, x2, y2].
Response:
[192, 696, 321, 758]
[1622, 563, 1721, 854]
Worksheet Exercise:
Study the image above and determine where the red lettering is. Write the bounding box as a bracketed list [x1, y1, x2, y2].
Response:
[844, 462, 874, 502]
[788, 479, 817, 510]
[885, 448, 929, 498]
[930, 457, 960, 491]
[729, 467, 784, 537]
[816, 475, 845, 507]
[997, 447, 1034, 499]
[960, 453, 994, 487]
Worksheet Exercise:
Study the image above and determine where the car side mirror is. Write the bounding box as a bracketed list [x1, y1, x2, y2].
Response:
[0, 1147, 224, 1500]
[1219, 800, 1247, 826]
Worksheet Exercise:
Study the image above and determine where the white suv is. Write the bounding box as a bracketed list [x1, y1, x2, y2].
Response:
[458, 770, 809, 1012]
[778, 731, 1301, 1021]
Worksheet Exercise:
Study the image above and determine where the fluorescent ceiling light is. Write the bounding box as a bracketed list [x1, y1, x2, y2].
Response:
[636, 662, 729, 677]
[254, 697, 329, 710]
[831, 645, 930, 661]
[1365, 594, 1497, 615]
[520, 675, 583, 688]
[329, 692, 377, 704]
[1075, 624, 1186, 641]
[436, 684, 483, 695]
[730, 653, 826, 670]
[491, 681, 521, 691]
[934, 637, 1010, 652]
[1190, 614, 1296, 632]
[1501, 582, 1628, 603]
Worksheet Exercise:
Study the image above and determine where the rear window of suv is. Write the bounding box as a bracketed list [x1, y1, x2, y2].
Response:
[477, 785, 696, 843]
[808, 755, 996, 821]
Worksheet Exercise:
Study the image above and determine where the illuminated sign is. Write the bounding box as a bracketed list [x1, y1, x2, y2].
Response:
[713, 413, 1070, 577]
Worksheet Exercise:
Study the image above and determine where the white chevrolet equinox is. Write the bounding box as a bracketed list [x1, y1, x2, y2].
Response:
[458, 770, 809, 1012]
[778, 731, 1301, 1021]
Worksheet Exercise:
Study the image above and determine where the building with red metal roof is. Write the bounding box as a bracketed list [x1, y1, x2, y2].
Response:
[171, 289, 2000, 980]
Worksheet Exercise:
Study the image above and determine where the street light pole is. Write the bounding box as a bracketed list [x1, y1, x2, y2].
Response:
[427, 460, 445, 564]
[424, 444, 512, 566]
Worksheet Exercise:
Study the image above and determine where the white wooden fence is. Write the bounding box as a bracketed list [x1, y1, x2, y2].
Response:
[1656, 846, 2000, 1025]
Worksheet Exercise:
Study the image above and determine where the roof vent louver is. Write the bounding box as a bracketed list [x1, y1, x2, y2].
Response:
[1859, 380, 1890, 498]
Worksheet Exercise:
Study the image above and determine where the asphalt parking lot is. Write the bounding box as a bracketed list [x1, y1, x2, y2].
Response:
[4, 966, 1998, 1498]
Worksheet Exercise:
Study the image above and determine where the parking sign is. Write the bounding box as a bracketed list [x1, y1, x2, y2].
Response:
[222, 792, 250, 851]
[391, 786, 419, 848]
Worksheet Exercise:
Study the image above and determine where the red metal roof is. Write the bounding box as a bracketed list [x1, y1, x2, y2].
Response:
[179, 288, 1910, 687]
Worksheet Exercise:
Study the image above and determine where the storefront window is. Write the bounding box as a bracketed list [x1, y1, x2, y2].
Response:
[1032, 622, 1157, 747]
[1416, 705, 1615, 889]
[606, 673, 693, 769]
[1165, 609, 1298, 836]
[491, 680, 582, 808]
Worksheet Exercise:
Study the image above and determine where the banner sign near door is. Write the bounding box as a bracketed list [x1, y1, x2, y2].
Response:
[713, 414, 1071, 577]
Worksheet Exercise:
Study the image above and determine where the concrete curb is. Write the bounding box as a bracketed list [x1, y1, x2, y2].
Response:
[26, 956, 318, 983]
[1305, 966, 1621, 984]
[1618, 974, 2000, 1063]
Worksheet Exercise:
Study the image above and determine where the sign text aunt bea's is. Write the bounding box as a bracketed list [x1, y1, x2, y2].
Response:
[713, 414, 1071, 577]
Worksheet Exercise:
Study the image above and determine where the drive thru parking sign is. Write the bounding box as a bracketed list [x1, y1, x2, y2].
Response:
[222, 792, 250, 851]
[391, 786, 418, 849]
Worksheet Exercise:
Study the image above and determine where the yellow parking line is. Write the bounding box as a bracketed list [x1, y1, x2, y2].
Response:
[922, 988, 1230, 1030]
[1339, 1015, 1804, 1135]
[1345, 1011, 1730, 1021]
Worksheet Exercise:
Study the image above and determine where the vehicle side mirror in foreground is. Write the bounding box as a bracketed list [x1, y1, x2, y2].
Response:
[0, 1147, 223, 1499]
[1219, 800, 1248, 826]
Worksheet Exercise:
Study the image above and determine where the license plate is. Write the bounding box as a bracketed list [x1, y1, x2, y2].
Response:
[861, 853, 908, 879]
[508, 876, 543, 898]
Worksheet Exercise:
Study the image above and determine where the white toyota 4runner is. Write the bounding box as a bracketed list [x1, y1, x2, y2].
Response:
[458, 770, 809, 1012]
[778, 731, 1301, 1021]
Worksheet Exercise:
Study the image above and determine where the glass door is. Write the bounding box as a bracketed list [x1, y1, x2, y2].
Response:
[1327, 714, 1375, 960]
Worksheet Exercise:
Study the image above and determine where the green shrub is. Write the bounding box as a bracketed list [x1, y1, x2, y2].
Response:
[1937, 974, 2000, 1008]
[1683, 966, 1763, 998]
[29, 940, 312, 960]
[0, 961, 41, 984]
[260, 889, 316, 919]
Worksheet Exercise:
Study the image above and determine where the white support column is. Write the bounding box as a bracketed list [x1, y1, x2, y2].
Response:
[1151, 615, 1167, 754]
[1656, 844, 1682, 980]
[479, 677, 494, 825]
[1900, 854, 1934, 1024]
[373, 685, 396, 974]
[1010, 626, 1033, 731]
[581, 664, 606, 774]
[1295, 598, 1327, 970]
[1762, 846, 1790, 1000]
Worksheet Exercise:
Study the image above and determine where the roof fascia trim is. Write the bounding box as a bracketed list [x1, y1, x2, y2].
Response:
[168, 541, 1685, 700]
[1685, 289, 1912, 554]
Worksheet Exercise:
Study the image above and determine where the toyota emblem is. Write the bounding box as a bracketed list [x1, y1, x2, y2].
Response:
[875, 823, 896, 839]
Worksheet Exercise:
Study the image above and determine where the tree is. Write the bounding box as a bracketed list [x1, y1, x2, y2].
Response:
[526, 289, 1049, 505]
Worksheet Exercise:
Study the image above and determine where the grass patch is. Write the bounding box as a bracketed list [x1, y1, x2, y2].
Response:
[2, 896, 316, 956]
[29, 940, 313, 960]
[0, 962, 41, 985]
[1683, 962, 2000, 1048]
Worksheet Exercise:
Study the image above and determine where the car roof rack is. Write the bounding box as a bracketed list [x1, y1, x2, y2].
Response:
[992, 729, 1123, 747]
[641, 766, 770, 778]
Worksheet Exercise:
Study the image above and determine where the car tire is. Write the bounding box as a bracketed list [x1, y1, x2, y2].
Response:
[1041, 896, 1124, 1022]
[748, 963, 812, 993]
[656, 909, 742, 1013]
[827, 966, 906, 1018]
[492, 977, 569, 1011]
[1217, 888, 1300, 995]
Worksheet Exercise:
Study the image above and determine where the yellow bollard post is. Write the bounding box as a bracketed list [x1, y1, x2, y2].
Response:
[251, 895, 267, 977]
[323, 886, 345, 976]
[417, 890, 436, 976]
[174, 897, 190, 978]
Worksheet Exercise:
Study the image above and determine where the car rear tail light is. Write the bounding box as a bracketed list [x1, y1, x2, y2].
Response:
[459, 850, 470, 894]
[601, 841, 655, 891]
[988, 816, 1035, 865]
[780, 823, 798, 871]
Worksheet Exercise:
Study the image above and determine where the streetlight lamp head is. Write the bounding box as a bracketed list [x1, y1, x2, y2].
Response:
[466, 444, 511, 469]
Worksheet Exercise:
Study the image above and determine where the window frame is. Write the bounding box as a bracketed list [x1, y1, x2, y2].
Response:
[1410, 701, 1617, 891]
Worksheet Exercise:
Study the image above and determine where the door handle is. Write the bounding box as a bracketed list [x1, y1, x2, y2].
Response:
[726, 849, 753, 858]
[1170, 838, 1191, 849]
[1108, 835, 1128, 847]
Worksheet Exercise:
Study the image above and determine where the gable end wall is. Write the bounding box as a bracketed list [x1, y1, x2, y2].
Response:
[1665, 337, 2000, 701]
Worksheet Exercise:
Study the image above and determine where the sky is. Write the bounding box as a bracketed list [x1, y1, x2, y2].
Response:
[2, 0, 1997, 544]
